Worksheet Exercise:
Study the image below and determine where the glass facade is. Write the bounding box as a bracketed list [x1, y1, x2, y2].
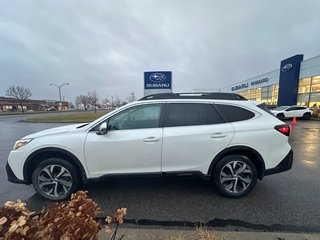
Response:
[297, 76, 320, 107]
[238, 84, 278, 105]
[237, 75, 320, 107]
[229, 54, 320, 107]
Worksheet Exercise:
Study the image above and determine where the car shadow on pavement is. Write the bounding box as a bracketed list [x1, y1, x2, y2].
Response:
[25, 176, 277, 217]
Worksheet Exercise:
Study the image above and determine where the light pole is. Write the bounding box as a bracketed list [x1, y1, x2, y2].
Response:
[50, 83, 69, 102]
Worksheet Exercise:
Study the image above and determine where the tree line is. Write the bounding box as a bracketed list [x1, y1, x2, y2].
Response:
[4, 86, 136, 113]
[75, 91, 136, 113]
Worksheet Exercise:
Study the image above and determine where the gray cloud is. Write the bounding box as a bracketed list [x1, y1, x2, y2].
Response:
[1, 0, 320, 102]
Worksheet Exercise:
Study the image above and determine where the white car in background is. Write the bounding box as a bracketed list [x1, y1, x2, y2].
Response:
[271, 106, 313, 120]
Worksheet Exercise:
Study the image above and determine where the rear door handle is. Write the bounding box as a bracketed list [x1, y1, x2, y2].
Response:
[143, 137, 160, 143]
[210, 133, 227, 139]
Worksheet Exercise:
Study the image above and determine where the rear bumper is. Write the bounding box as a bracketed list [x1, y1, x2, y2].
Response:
[6, 162, 29, 184]
[264, 149, 293, 176]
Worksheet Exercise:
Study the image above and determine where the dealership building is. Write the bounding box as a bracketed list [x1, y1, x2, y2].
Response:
[221, 54, 320, 107]
[0, 97, 69, 112]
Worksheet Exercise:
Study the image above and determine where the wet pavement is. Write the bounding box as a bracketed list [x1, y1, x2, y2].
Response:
[0, 113, 70, 204]
[1, 115, 319, 232]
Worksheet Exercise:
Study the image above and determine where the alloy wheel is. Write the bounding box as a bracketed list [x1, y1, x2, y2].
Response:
[37, 164, 73, 197]
[219, 161, 252, 193]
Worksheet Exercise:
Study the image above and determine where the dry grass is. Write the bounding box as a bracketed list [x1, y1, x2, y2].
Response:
[168, 232, 190, 240]
[24, 112, 107, 123]
[167, 227, 223, 240]
[196, 227, 221, 240]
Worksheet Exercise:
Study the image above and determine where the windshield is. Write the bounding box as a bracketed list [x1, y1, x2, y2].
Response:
[273, 106, 288, 111]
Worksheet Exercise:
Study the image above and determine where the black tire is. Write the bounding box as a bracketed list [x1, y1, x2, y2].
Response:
[277, 113, 285, 120]
[303, 113, 311, 120]
[213, 155, 257, 198]
[32, 158, 80, 201]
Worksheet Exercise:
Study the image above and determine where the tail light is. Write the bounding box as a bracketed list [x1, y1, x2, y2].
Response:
[275, 124, 290, 136]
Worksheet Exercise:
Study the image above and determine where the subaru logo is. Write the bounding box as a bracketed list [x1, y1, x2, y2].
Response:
[281, 63, 293, 72]
[149, 73, 166, 83]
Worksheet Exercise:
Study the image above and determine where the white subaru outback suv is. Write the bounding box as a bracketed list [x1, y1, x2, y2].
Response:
[6, 92, 293, 201]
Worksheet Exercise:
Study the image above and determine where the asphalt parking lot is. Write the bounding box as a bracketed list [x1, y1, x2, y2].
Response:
[0, 114, 319, 232]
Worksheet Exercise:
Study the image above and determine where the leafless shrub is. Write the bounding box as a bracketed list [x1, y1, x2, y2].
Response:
[0, 191, 126, 240]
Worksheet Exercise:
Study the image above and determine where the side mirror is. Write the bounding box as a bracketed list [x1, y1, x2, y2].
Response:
[96, 122, 108, 135]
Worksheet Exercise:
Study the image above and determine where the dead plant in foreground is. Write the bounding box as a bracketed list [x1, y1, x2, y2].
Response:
[0, 191, 126, 240]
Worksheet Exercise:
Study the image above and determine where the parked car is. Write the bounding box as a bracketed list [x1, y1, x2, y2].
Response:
[46, 108, 57, 111]
[6, 92, 293, 201]
[271, 106, 313, 120]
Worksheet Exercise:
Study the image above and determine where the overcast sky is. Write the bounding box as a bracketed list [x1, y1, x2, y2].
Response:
[1, 0, 320, 102]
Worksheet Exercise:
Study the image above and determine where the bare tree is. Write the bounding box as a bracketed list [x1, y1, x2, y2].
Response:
[103, 95, 120, 109]
[75, 95, 89, 110]
[87, 90, 99, 113]
[5, 86, 32, 113]
[68, 102, 75, 110]
[102, 97, 111, 109]
[126, 92, 136, 103]
[102, 97, 110, 105]
[113, 96, 121, 108]
[121, 100, 128, 106]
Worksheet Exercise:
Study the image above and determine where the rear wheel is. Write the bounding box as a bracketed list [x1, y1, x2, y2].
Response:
[276, 113, 285, 120]
[213, 155, 257, 198]
[303, 113, 311, 120]
[32, 158, 80, 201]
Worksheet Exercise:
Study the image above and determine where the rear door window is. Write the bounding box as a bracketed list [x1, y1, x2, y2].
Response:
[214, 104, 255, 122]
[164, 103, 224, 127]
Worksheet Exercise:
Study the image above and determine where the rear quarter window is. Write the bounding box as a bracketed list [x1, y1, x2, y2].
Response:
[214, 104, 255, 122]
[257, 103, 274, 116]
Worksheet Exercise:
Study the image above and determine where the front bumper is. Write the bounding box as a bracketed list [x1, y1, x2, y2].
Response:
[6, 162, 29, 184]
[264, 149, 293, 176]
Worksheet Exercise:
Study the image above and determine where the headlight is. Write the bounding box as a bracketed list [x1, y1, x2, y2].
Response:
[13, 139, 33, 150]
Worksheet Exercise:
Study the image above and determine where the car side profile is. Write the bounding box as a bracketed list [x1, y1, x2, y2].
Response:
[271, 106, 313, 120]
[6, 92, 293, 201]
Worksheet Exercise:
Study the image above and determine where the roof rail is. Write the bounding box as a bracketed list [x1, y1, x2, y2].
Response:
[139, 92, 247, 101]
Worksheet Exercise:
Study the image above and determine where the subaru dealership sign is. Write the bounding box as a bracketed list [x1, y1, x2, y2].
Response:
[144, 71, 172, 96]
[231, 77, 269, 91]
[144, 71, 172, 89]
[278, 55, 303, 106]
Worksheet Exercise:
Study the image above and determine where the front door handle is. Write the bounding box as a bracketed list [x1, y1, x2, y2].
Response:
[143, 137, 160, 143]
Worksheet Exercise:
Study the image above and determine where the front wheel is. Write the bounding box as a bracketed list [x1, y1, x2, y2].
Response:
[213, 155, 257, 198]
[32, 158, 80, 201]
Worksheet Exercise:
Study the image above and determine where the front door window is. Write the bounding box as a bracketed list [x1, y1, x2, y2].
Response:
[108, 104, 162, 130]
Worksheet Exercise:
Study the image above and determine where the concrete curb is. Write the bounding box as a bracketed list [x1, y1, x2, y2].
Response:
[99, 228, 320, 240]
